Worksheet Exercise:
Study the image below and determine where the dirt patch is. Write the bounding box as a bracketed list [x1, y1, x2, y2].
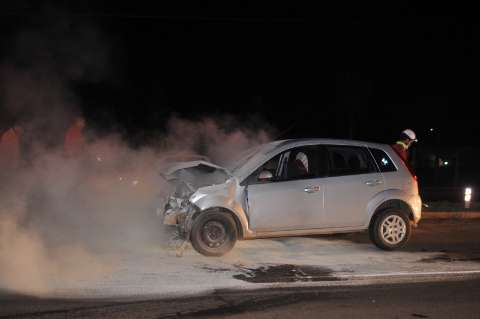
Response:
[232, 264, 341, 283]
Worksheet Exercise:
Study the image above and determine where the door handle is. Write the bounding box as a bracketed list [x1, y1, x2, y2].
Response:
[304, 185, 320, 193]
[365, 179, 383, 186]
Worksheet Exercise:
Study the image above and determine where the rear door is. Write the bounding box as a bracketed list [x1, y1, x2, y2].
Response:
[323, 145, 384, 227]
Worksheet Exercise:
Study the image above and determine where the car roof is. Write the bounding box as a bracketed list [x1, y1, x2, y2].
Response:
[263, 138, 389, 154]
[233, 138, 390, 180]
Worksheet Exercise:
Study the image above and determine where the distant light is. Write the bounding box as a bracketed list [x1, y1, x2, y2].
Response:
[444, 161, 449, 166]
[381, 158, 389, 165]
[465, 194, 472, 203]
[430, 128, 434, 132]
[465, 187, 472, 209]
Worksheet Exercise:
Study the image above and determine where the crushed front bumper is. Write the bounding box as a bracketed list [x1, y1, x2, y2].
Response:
[160, 195, 198, 233]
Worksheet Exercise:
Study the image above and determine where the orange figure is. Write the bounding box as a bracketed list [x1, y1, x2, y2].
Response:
[0, 124, 23, 168]
[64, 117, 86, 157]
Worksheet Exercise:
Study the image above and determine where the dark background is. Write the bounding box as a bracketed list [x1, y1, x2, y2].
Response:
[1, 1, 479, 197]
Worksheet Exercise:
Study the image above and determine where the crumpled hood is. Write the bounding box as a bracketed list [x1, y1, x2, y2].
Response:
[162, 160, 232, 194]
[160, 161, 234, 227]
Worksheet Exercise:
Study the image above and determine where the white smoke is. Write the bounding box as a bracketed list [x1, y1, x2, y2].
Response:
[0, 117, 272, 295]
[0, 10, 273, 295]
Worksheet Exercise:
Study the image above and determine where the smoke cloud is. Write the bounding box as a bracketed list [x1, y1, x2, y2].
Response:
[0, 11, 273, 295]
[0, 119, 271, 296]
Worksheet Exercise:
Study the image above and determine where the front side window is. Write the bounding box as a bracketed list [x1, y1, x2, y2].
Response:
[284, 147, 315, 180]
[247, 145, 325, 184]
[327, 146, 377, 177]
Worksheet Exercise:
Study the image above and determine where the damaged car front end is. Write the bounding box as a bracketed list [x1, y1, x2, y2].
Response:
[160, 161, 237, 254]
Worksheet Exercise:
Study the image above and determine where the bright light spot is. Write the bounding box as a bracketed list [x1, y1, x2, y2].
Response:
[444, 161, 449, 166]
[381, 158, 388, 165]
[430, 128, 434, 132]
[465, 187, 472, 208]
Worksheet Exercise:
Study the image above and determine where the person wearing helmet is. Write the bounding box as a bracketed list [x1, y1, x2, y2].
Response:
[392, 129, 417, 161]
[294, 151, 309, 176]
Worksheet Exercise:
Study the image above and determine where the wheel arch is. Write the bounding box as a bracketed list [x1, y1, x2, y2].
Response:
[369, 199, 415, 227]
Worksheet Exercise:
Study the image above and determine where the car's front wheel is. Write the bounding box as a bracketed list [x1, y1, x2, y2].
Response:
[370, 209, 411, 250]
[190, 211, 238, 256]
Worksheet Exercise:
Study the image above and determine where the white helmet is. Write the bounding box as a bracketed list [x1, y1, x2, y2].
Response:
[402, 129, 417, 142]
[295, 152, 309, 172]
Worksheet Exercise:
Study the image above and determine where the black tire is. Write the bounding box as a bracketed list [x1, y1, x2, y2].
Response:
[190, 211, 238, 256]
[369, 209, 411, 250]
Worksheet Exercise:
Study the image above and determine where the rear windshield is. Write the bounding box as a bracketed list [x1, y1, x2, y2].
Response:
[369, 148, 397, 172]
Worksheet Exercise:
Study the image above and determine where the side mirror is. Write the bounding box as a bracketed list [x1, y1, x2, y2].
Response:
[258, 170, 273, 182]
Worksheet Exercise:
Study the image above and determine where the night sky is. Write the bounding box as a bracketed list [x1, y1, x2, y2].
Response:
[1, 3, 479, 153]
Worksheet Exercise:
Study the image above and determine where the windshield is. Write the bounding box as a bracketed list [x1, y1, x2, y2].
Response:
[224, 141, 286, 177]
[224, 145, 262, 173]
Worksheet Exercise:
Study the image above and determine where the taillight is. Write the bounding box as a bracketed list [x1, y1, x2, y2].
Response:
[405, 162, 417, 181]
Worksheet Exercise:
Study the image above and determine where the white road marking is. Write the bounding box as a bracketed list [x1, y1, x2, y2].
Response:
[338, 269, 480, 278]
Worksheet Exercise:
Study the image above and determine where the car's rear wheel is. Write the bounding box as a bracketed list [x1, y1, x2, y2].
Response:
[370, 209, 411, 250]
[190, 211, 237, 256]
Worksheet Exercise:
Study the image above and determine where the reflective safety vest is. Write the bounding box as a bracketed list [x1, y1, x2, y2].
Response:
[392, 140, 408, 161]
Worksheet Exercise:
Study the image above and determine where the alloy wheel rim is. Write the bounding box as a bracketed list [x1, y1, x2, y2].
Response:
[380, 215, 407, 245]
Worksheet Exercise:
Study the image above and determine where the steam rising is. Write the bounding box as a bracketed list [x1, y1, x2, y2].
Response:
[0, 13, 272, 295]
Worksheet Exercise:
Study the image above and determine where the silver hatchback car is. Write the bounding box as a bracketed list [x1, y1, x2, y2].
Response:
[162, 139, 422, 256]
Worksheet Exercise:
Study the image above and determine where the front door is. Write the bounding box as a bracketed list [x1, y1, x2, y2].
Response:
[246, 145, 327, 231]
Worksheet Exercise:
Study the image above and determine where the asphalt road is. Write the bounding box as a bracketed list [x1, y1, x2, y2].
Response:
[1, 219, 479, 318]
[2, 279, 479, 318]
[174, 279, 480, 319]
[343, 218, 480, 261]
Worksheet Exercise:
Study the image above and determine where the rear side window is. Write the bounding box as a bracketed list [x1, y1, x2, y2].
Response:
[369, 148, 397, 172]
[327, 146, 377, 177]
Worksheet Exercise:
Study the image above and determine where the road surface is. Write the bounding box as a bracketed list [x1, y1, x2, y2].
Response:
[1, 219, 479, 318]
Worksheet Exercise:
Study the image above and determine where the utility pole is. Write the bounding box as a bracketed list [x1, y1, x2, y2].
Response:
[348, 112, 355, 139]
[454, 149, 460, 187]
[433, 129, 440, 186]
